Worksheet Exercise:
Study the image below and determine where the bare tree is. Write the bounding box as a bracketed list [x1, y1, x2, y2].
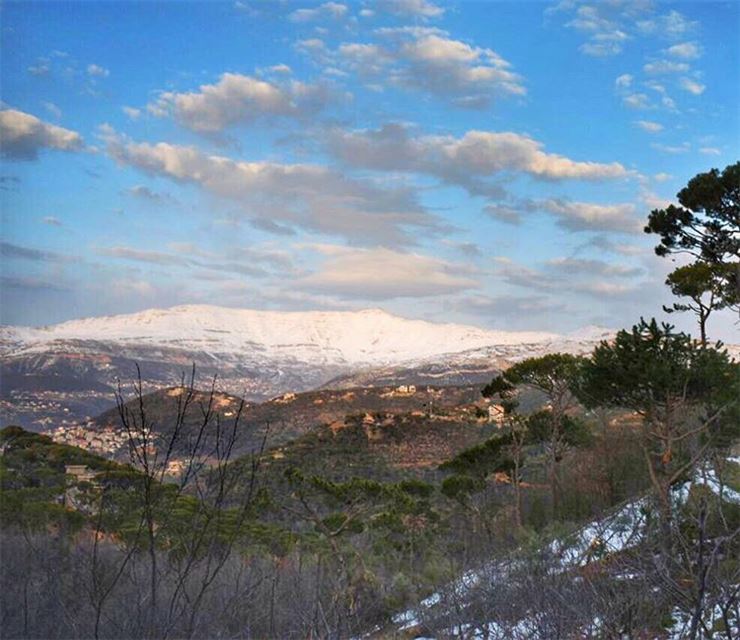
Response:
[84, 364, 267, 639]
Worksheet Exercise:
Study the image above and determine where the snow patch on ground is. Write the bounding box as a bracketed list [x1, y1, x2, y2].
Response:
[388, 458, 740, 638]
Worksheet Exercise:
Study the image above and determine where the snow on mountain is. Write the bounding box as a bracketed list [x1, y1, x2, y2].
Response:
[2, 306, 581, 428]
[564, 324, 614, 343]
[1, 305, 564, 366]
[15, 305, 737, 431]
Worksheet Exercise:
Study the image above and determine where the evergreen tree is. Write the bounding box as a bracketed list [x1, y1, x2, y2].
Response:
[576, 319, 739, 539]
[645, 161, 740, 306]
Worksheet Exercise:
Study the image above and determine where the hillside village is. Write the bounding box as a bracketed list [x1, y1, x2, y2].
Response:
[43, 383, 509, 466]
[49, 423, 129, 456]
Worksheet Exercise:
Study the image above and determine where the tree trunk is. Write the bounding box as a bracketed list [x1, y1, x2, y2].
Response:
[688, 503, 708, 640]
[513, 466, 522, 530]
[642, 441, 674, 555]
[549, 413, 561, 520]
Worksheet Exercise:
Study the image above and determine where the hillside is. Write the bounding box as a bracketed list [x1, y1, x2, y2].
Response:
[245, 407, 499, 486]
[385, 456, 740, 639]
[49, 382, 490, 463]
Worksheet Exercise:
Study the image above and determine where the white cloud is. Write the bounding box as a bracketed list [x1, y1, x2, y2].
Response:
[578, 235, 646, 257]
[0, 109, 84, 160]
[87, 63, 110, 77]
[317, 28, 525, 108]
[650, 141, 690, 154]
[564, 4, 617, 33]
[634, 120, 663, 133]
[288, 2, 348, 23]
[299, 244, 476, 299]
[440, 131, 627, 180]
[493, 256, 553, 291]
[699, 147, 721, 156]
[665, 41, 702, 60]
[97, 243, 290, 279]
[554, 4, 698, 61]
[99, 246, 189, 267]
[388, 30, 525, 105]
[268, 63, 292, 74]
[643, 60, 690, 74]
[28, 61, 50, 76]
[296, 37, 329, 57]
[573, 281, 635, 297]
[461, 294, 567, 324]
[546, 257, 642, 278]
[622, 92, 651, 109]
[552, 2, 640, 56]
[679, 77, 705, 95]
[580, 29, 628, 57]
[107, 279, 157, 300]
[100, 127, 437, 246]
[126, 185, 175, 203]
[637, 10, 697, 40]
[1, 241, 77, 263]
[492, 255, 651, 311]
[615, 73, 633, 88]
[148, 72, 332, 133]
[487, 197, 643, 234]
[639, 187, 672, 211]
[122, 106, 142, 120]
[326, 124, 628, 189]
[644, 79, 666, 94]
[337, 42, 391, 74]
[41, 216, 63, 226]
[539, 199, 640, 233]
[483, 204, 523, 226]
[376, 0, 445, 19]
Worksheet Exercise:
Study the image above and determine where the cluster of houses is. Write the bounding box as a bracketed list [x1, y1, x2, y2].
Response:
[0, 378, 128, 432]
[395, 384, 417, 395]
[0, 393, 77, 430]
[381, 384, 418, 398]
[62, 454, 191, 512]
[50, 423, 128, 456]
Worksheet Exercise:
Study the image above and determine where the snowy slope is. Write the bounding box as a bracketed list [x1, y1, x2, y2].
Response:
[387, 460, 740, 639]
[0, 305, 563, 366]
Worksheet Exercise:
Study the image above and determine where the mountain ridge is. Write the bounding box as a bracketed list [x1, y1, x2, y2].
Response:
[1, 304, 584, 365]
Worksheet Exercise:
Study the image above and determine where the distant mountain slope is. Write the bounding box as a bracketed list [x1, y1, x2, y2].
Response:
[6, 305, 733, 432]
[320, 332, 619, 389]
[0, 305, 558, 364]
[0, 305, 580, 429]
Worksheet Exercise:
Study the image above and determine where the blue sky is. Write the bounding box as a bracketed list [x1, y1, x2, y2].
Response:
[1, 0, 738, 340]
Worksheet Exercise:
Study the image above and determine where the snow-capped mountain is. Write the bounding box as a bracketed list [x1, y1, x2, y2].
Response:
[1, 305, 562, 365]
[1, 305, 613, 430]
